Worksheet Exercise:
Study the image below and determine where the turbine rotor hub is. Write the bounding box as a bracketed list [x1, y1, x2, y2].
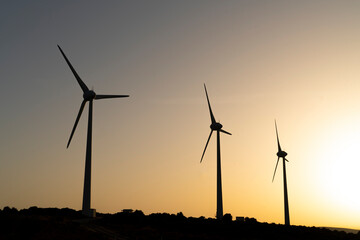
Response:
[210, 122, 223, 130]
[277, 151, 287, 158]
[83, 90, 96, 101]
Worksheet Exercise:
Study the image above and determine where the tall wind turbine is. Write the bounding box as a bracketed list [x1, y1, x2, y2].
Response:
[58, 45, 129, 217]
[272, 120, 290, 226]
[200, 84, 231, 220]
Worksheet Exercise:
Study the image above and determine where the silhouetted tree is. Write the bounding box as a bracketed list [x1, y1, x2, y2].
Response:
[134, 209, 145, 217]
[245, 217, 257, 224]
[2, 206, 18, 214]
[176, 212, 186, 220]
[222, 213, 233, 223]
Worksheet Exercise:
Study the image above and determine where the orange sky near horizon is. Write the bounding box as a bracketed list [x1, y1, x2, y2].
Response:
[1, 1, 360, 230]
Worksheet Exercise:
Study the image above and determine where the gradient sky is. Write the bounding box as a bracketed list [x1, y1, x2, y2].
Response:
[2, 0, 360, 229]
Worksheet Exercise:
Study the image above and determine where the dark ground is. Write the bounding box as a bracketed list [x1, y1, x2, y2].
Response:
[1, 207, 359, 240]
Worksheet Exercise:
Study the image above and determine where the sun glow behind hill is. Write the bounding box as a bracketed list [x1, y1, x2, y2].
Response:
[281, 114, 360, 229]
[313, 119, 360, 224]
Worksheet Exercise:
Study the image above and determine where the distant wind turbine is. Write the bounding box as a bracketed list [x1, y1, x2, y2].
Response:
[58, 45, 129, 217]
[272, 120, 290, 226]
[200, 84, 231, 220]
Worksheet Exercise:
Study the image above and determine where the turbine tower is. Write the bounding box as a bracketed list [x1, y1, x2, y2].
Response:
[58, 45, 129, 217]
[200, 84, 231, 220]
[272, 120, 290, 226]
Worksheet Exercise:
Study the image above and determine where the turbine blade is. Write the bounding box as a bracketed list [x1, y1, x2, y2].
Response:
[67, 100, 86, 148]
[275, 120, 282, 152]
[272, 157, 280, 182]
[220, 129, 232, 135]
[200, 130, 213, 163]
[204, 84, 216, 124]
[285, 158, 289, 162]
[58, 45, 89, 93]
[95, 94, 129, 100]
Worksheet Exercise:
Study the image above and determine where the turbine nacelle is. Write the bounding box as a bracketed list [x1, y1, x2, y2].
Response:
[83, 90, 96, 101]
[210, 122, 223, 131]
[277, 151, 287, 158]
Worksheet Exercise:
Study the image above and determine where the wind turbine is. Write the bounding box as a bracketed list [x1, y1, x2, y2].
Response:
[58, 45, 129, 217]
[200, 84, 231, 220]
[272, 120, 290, 226]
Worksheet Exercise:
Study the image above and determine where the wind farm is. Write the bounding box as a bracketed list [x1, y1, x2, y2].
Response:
[3, 1, 360, 238]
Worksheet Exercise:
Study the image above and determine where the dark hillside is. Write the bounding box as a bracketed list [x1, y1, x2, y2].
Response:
[1, 207, 359, 240]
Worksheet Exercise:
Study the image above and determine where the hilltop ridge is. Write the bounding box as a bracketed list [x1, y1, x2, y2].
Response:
[1, 206, 359, 240]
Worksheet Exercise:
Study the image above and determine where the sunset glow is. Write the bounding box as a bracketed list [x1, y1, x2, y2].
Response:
[1, 0, 360, 230]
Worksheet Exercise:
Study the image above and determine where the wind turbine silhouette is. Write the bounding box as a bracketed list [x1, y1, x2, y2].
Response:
[272, 120, 290, 226]
[58, 45, 129, 217]
[200, 84, 231, 220]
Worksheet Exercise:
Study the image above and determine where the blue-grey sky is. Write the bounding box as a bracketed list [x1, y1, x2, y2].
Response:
[2, 1, 360, 229]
